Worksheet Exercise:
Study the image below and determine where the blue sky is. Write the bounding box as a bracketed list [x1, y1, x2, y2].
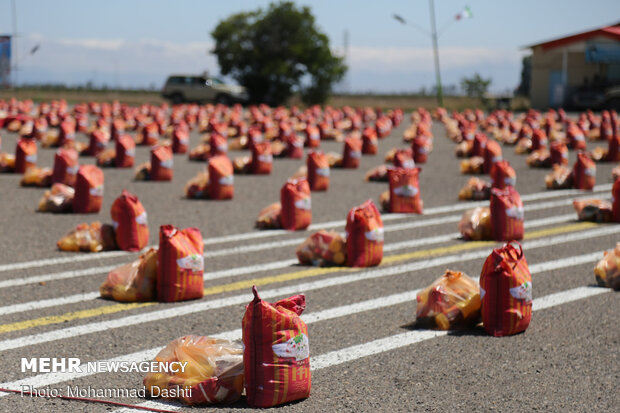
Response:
[1, 0, 620, 93]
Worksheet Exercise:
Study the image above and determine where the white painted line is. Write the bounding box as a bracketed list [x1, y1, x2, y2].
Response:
[0, 265, 117, 290]
[0, 184, 610, 273]
[0, 292, 101, 316]
[0, 224, 615, 354]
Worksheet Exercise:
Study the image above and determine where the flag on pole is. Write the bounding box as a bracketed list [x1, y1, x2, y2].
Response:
[455, 5, 472, 20]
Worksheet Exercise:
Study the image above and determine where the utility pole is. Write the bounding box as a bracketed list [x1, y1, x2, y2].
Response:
[11, 0, 18, 92]
[428, 0, 443, 107]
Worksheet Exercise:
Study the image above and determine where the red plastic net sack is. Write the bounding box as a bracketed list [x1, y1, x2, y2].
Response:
[100, 248, 157, 302]
[110, 190, 149, 252]
[51, 147, 79, 187]
[480, 242, 532, 337]
[490, 160, 516, 189]
[305, 124, 321, 148]
[208, 155, 234, 200]
[280, 178, 312, 230]
[361, 127, 378, 155]
[490, 186, 524, 241]
[411, 134, 432, 164]
[387, 167, 423, 213]
[172, 125, 190, 154]
[73, 165, 104, 213]
[346, 199, 384, 267]
[86, 130, 109, 157]
[242, 286, 311, 408]
[341, 136, 362, 168]
[150, 145, 174, 181]
[251, 141, 273, 174]
[613, 177, 620, 222]
[550, 141, 568, 166]
[157, 225, 204, 302]
[572, 152, 596, 190]
[393, 148, 415, 169]
[15, 138, 37, 174]
[210, 133, 228, 158]
[483, 140, 502, 174]
[115, 134, 136, 168]
[607, 133, 620, 162]
[306, 151, 330, 191]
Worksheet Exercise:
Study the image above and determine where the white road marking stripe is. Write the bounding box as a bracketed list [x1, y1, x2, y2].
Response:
[0, 184, 610, 273]
[0, 225, 615, 355]
[0, 266, 117, 290]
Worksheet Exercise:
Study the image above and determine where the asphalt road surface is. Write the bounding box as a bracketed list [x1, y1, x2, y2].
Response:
[0, 110, 618, 413]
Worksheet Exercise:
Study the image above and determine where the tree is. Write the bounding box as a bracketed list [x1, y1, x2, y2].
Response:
[211, 1, 347, 105]
[460, 73, 492, 98]
[516, 55, 531, 96]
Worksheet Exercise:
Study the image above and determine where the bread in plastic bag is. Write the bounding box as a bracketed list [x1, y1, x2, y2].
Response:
[573, 199, 612, 222]
[415, 270, 481, 330]
[100, 248, 158, 302]
[21, 166, 52, 187]
[545, 165, 573, 189]
[458, 206, 491, 241]
[593, 244, 620, 290]
[256, 202, 282, 229]
[526, 148, 551, 168]
[38, 183, 75, 213]
[460, 156, 484, 174]
[296, 230, 347, 266]
[458, 177, 491, 201]
[0, 152, 16, 172]
[57, 221, 117, 252]
[185, 170, 209, 199]
[365, 164, 390, 182]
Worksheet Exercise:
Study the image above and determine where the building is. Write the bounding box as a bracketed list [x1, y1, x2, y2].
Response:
[526, 22, 620, 109]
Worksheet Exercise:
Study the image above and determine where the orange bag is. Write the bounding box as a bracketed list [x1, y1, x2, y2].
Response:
[341, 137, 362, 168]
[285, 134, 304, 159]
[572, 152, 596, 190]
[110, 190, 149, 252]
[480, 242, 532, 337]
[138, 122, 159, 145]
[73, 165, 104, 213]
[567, 124, 587, 150]
[472, 133, 487, 157]
[608, 133, 620, 162]
[361, 127, 378, 155]
[483, 139, 502, 174]
[306, 151, 329, 191]
[613, 177, 620, 222]
[242, 286, 311, 408]
[172, 125, 190, 154]
[530, 129, 547, 151]
[280, 178, 312, 230]
[157, 225, 204, 302]
[209, 133, 228, 158]
[15, 138, 37, 174]
[304, 124, 321, 148]
[490, 186, 524, 241]
[207, 155, 234, 200]
[490, 160, 516, 189]
[251, 141, 273, 174]
[150, 145, 174, 181]
[411, 134, 432, 163]
[115, 134, 136, 168]
[550, 141, 568, 166]
[387, 167, 422, 213]
[58, 120, 76, 147]
[346, 199, 383, 267]
[86, 130, 109, 156]
[100, 248, 158, 302]
[393, 148, 415, 169]
[51, 148, 79, 187]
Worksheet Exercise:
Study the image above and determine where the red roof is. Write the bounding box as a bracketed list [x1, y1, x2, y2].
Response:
[526, 23, 620, 51]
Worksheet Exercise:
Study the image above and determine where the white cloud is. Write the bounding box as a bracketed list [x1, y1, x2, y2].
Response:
[57, 37, 126, 51]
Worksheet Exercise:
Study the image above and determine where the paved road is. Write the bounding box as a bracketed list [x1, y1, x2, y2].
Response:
[0, 111, 618, 412]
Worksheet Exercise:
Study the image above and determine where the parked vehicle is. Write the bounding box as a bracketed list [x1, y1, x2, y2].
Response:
[161, 73, 248, 104]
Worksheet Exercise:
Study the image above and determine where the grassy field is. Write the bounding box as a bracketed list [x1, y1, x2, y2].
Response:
[0, 88, 530, 111]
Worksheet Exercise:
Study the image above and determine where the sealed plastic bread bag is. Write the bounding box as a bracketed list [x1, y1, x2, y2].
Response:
[388, 167, 423, 213]
[613, 177, 620, 222]
[550, 141, 569, 166]
[593, 244, 620, 290]
[242, 286, 311, 408]
[346, 199, 384, 267]
[150, 145, 174, 181]
[307, 151, 330, 191]
[305, 124, 321, 148]
[545, 165, 573, 189]
[251, 141, 273, 174]
[207, 155, 234, 200]
[15, 138, 37, 174]
[362, 126, 378, 154]
[490, 186, 524, 241]
[458, 206, 491, 241]
[110, 190, 149, 252]
[490, 160, 516, 190]
[143, 335, 244, 405]
[480, 242, 532, 337]
[573, 152, 596, 190]
[280, 178, 312, 230]
[393, 148, 415, 169]
[185, 170, 209, 199]
[51, 147, 79, 187]
[115, 134, 136, 168]
[100, 248, 157, 302]
[73, 165, 104, 213]
[483, 139, 502, 174]
[210, 133, 228, 158]
[415, 270, 481, 330]
[57, 221, 116, 252]
[38, 183, 75, 213]
[256, 202, 282, 229]
[158, 225, 204, 302]
[458, 177, 491, 201]
[412, 134, 432, 163]
[526, 148, 551, 168]
[21, 166, 52, 187]
[573, 199, 612, 222]
[296, 230, 347, 267]
[341, 136, 362, 168]
[86, 129, 109, 156]
[460, 156, 484, 174]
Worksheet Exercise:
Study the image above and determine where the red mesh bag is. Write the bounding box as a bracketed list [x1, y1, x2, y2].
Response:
[572, 152, 596, 190]
[304, 124, 320, 148]
[207, 155, 234, 200]
[209, 133, 228, 158]
[375, 116, 392, 138]
[251, 142, 273, 174]
[549, 141, 568, 166]
[15, 138, 37, 174]
[530, 129, 547, 151]
[280, 178, 312, 230]
[607, 133, 620, 162]
[388, 167, 422, 213]
[480, 242, 532, 337]
[472, 133, 487, 157]
[285, 134, 304, 159]
[58, 120, 76, 147]
[341, 137, 362, 168]
[242, 286, 311, 408]
[346, 199, 384, 267]
[110, 190, 149, 252]
[51, 147, 79, 187]
[361, 127, 378, 155]
[157, 225, 204, 302]
[483, 140, 502, 174]
[567, 124, 587, 150]
[612, 177, 620, 222]
[490, 186, 524, 241]
[115, 134, 136, 168]
[393, 148, 415, 169]
[150, 145, 174, 181]
[86, 130, 109, 156]
[490, 160, 516, 189]
[172, 125, 190, 154]
[73, 165, 104, 213]
[306, 151, 329, 191]
[138, 122, 159, 145]
[412, 134, 431, 163]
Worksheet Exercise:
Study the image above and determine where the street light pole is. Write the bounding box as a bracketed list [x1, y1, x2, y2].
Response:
[428, 0, 443, 107]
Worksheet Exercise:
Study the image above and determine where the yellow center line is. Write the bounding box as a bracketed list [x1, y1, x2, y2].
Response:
[0, 221, 597, 335]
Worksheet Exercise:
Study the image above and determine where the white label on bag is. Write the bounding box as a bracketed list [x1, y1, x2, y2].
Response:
[176, 254, 204, 272]
[504, 177, 516, 187]
[492, 155, 503, 163]
[418, 147, 429, 155]
[401, 160, 415, 169]
[218, 174, 234, 186]
[216, 144, 228, 152]
[66, 165, 79, 175]
[25, 154, 37, 163]
[393, 184, 419, 197]
[96, 141, 108, 148]
[135, 212, 148, 226]
[126, 148, 136, 158]
[112, 220, 119, 230]
[585, 167, 596, 177]
[575, 134, 585, 142]
[309, 133, 320, 141]
[272, 333, 309, 361]
[509, 281, 532, 302]
[90, 185, 104, 197]
[505, 205, 524, 221]
[292, 140, 303, 148]
[364, 227, 384, 242]
[258, 154, 273, 163]
[480, 286, 486, 300]
[316, 167, 330, 177]
[160, 159, 173, 169]
[295, 197, 311, 210]
[349, 150, 362, 159]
